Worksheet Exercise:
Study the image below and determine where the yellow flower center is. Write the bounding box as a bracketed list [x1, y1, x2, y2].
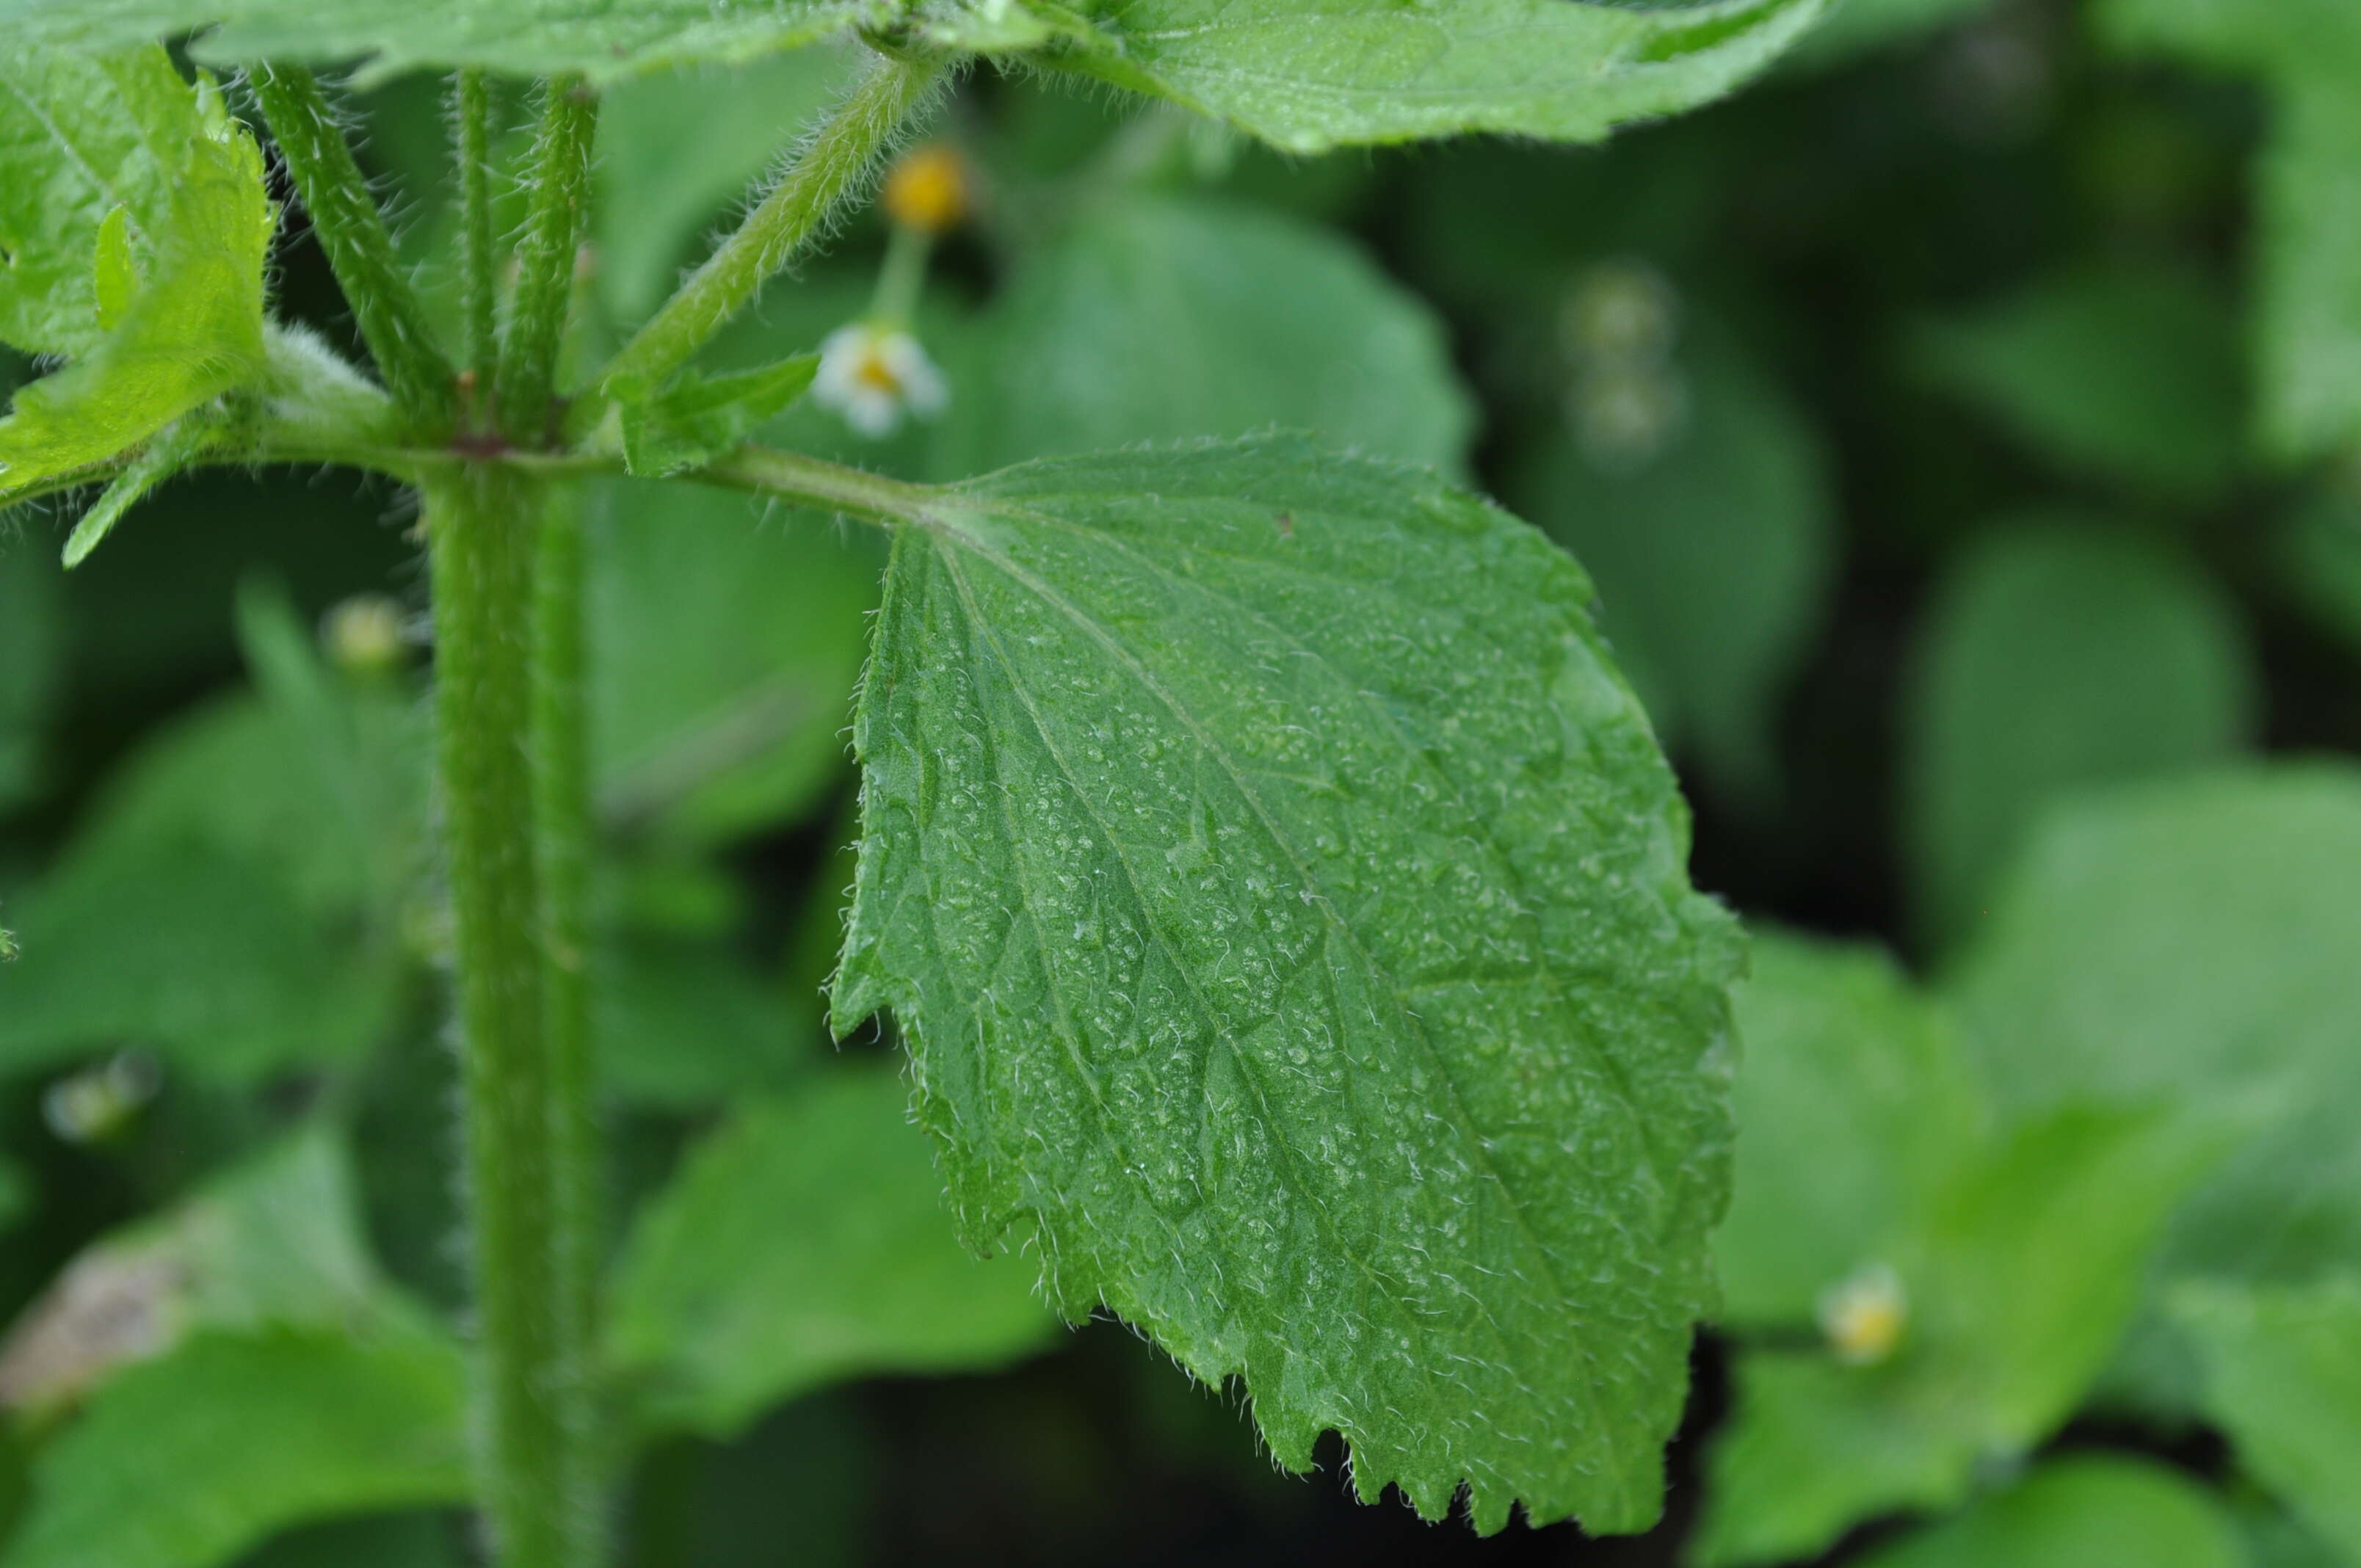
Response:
[883, 143, 970, 235]
[853, 346, 903, 395]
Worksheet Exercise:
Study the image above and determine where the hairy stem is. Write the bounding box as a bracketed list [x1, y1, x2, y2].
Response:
[424, 467, 587, 1568]
[454, 70, 498, 393]
[498, 78, 599, 443]
[589, 48, 947, 410]
[531, 477, 598, 1459]
[250, 64, 456, 430]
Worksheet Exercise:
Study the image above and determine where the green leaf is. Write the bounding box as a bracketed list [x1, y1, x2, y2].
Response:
[0, 46, 206, 358]
[2241, 1509, 2352, 1568]
[594, 937, 817, 1111]
[1907, 262, 2247, 499]
[1510, 315, 1835, 806]
[0, 840, 404, 1084]
[68, 583, 427, 921]
[1694, 1349, 1987, 1567]
[1788, 0, 1996, 66]
[3, 1329, 470, 1568]
[0, 581, 416, 1086]
[236, 1513, 463, 1568]
[0, 585, 424, 1079]
[2278, 482, 2361, 667]
[1849, 1454, 2246, 1568]
[54, 692, 418, 925]
[1901, 523, 2257, 947]
[1694, 1103, 2224, 1566]
[0, 50, 272, 496]
[830, 435, 1744, 1532]
[1929, 1106, 2227, 1440]
[1945, 765, 2361, 1289]
[2097, 2, 2361, 460]
[2249, 85, 2361, 462]
[932, 193, 1475, 478]
[123, 1127, 407, 1334]
[907, 0, 1085, 52]
[0, 0, 893, 84]
[589, 480, 880, 846]
[617, 355, 822, 478]
[0, 1128, 421, 1410]
[595, 46, 859, 323]
[2176, 1277, 2361, 1563]
[1020, 0, 1832, 153]
[606, 1067, 1056, 1440]
[59, 411, 211, 567]
[93, 206, 140, 333]
[1716, 930, 1986, 1331]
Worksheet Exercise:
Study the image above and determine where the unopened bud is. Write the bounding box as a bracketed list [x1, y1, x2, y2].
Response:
[43, 1052, 161, 1146]
[1570, 362, 1689, 473]
[1562, 260, 1681, 366]
[323, 595, 407, 675]
[882, 143, 970, 236]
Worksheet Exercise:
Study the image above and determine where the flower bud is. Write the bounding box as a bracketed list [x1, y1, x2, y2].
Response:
[323, 594, 407, 675]
[882, 143, 970, 236]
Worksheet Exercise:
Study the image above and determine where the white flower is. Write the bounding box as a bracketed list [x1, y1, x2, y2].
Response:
[43, 1051, 161, 1145]
[810, 322, 948, 438]
[1818, 1262, 1909, 1365]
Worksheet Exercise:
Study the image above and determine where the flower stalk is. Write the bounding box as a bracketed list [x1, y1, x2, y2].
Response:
[587, 48, 947, 413]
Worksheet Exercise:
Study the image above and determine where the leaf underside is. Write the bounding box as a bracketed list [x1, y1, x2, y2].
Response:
[0, 0, 1827, 152]
[830, 435, 1743, 1532]
[1034, 0, 1834, 153]
[0, 0, 892, 84]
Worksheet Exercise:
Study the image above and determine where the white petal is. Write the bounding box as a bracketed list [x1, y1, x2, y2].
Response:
[846, 389, 901, 438]
[811, 323, 880, 411]
[879, 333, 949, 416]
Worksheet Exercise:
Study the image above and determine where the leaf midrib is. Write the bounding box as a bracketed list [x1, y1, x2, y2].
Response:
[949, 487, 1673, 1177]
[923, 509, 1595, 1343]
[0, 74, 146, 248]
[935, 541, 1489, 1458]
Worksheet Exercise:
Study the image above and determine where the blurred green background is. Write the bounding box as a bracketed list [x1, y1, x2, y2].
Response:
[2, 0, 2358, 1563]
